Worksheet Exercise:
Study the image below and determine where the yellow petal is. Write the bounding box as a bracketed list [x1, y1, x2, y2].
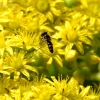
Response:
[46, 12, 53, 23]
[80, 86, 90, 97]
[53, 55, 63, 67]
[65, 43, 73, 54]
[25, 65, 38, 74]
[65, 21, 71, 30]
[47, 57, 53, 65]
[21, 69, 30, 80]
[75, 42, 84, 54]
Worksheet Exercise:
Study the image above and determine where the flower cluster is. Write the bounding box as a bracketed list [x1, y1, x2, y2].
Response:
[0, 0, 100, 96]
[0, 76, 99, 100]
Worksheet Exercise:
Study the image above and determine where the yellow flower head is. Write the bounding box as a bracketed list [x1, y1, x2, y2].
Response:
[31, 0, 62, 22]
[54, 14, 93, 54]
[44, 76, 80, 100]
[82, 0, 100, 18]
[0, 77, 17, 94]
[3, 48, 38, 80]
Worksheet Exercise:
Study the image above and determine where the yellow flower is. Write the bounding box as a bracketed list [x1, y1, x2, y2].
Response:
[44, 76, 81, 100]
[85, 84, 100, 100]
[7, 27, 54, 50]
[31, 0, 62, 22]
[82, 0, 100, 18]
[21, 14, 48, 32]
[8, 10, 23, 30]
[13, 0, 32, 7]
[81, 0, 100, 33]
[0, 77, 17, 100]
[0, 8, 10, 23]
[30, 76, 55, 100]
[38, 38, 63, 67]
[19, 78, 33, 99]
[2, 49, 38, 80]
[14, 29, 40, 50]
[54, 14, 93, 54]
[0, 0, 8, 7]
[32, 84, 55, 100]
[0, 31, 15, 56]
[79, 85, 90, 99]
[79, 85, 99, 100]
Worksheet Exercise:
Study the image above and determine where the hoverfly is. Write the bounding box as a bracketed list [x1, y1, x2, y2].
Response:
[41, 32, 53, 53]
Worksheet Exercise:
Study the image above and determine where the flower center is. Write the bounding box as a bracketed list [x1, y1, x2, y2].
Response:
[68, 30, 78, 42]
[10, 57, 23, 70]
[36, 0, 50, 13]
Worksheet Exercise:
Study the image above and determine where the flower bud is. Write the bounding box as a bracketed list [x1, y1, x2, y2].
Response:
[65, 50, 78, 62]
[73, 70, 85, 84]
[91, 72, 100, 81]
[81, 67, 91, 80]
[36, 0, 50, 13]
[84, 52, 100, 65]
[64, 0, 77, 8]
